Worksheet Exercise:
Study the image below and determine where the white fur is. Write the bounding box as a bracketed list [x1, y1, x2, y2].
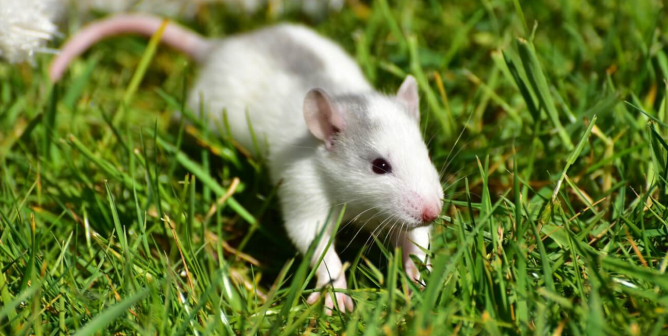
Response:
[188, 24, 371, 154]
[188, 24, 443, 312]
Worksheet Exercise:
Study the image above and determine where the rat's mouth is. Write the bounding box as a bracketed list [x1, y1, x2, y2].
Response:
[401, 209, 440, 228]
[395, 214, 430, 228]
[410, 220, 434, 228]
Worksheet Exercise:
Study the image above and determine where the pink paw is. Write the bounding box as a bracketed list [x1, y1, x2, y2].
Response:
[405, 258, 422, 285]
[306, 277, 353, 315]
[404, 255, 431, 289]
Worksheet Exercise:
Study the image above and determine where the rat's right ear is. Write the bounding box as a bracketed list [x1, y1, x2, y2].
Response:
[396, 75, 420, 121]
[304, 88, 346, 150]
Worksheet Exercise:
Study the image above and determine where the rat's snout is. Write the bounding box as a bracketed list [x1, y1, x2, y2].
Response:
[421, 202, 441, 224]
[405, 191, 442, 225]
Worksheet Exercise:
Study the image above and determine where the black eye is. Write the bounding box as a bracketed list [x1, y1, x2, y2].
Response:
[372, 158, 392, 174]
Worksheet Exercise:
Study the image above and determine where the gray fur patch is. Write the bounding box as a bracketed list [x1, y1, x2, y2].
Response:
[333, 93, 377, 130]
[334, 94, 369, 113]
[249, 26, 330, 88]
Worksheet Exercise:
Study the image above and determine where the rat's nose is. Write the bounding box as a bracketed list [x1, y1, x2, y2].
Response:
[421, 204, 441, 223]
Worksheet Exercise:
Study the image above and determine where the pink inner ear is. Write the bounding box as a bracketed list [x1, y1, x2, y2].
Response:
[303, 89, 345, 149]
[397, 75, 419, 120]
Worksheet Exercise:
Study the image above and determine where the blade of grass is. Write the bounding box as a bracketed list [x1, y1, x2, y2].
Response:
[516, 38, 574, 150]
[72, 286, 152, 336]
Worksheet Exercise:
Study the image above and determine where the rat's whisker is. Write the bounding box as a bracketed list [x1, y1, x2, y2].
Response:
[360, 216, 393, 257]
[395, 222, 407, 248]
[383, 217, 400, 248]
[375, 217, 401, 265]
[442, 173, 471, 191]
[363, 215, 396, 258]
[438, 112, 473, 175]
[440, 166, 467, 186]
[439, 138, 474, 178]
[338, 205, 378, 233]
[340, 209, 389, 254]
[426, 132, 438, 147]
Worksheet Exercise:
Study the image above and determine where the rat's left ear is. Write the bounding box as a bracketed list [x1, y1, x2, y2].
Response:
[304, 88, 346, 150]
[396, 75, 419, 121]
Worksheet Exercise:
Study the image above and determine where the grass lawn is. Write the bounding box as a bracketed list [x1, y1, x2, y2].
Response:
[1, 0, 668, 334]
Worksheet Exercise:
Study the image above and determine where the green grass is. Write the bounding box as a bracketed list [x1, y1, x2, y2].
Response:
[1, 0, 668, 334]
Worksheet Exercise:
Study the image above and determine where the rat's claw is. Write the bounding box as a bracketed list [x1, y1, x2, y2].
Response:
[306, 291, 321, 305]
[325, 291, 354, 315]
[342, 291, 354, 312]
[335, 292, 354, 314]
[306, 277, 354, 315]
[306, 291, 354, 315]
[404, 256, 430, 290]
[405, 259, 422, 287]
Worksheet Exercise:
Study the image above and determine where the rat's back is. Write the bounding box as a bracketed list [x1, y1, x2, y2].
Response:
[188, 24, 372, 156]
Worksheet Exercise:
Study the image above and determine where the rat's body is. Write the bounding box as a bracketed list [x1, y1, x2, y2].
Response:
[50, 15, 444, 313]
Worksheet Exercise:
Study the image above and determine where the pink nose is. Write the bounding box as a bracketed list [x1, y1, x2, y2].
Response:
[421, 205, 440, 223]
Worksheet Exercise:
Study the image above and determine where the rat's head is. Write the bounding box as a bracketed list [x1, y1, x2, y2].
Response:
[303, 76, 443, 228]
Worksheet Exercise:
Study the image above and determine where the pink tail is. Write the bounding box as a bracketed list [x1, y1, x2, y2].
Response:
[49, 14, 210, 82]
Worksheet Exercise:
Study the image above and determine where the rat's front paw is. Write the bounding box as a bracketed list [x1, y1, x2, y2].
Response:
[405, 257, 423, 286]
[306, 277, 353, 315]
[404, 254, 431, 289]
[307, 291, 354, 315]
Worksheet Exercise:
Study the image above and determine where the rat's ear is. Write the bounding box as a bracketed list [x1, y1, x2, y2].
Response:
[396, 75, 419, 121]
[304, 88, 346, 150]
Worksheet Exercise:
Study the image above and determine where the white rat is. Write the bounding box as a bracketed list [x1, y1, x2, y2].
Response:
[50, 14, 444, 313]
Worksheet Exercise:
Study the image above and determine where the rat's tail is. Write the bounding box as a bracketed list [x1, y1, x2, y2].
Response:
[49, 14, 211, 82]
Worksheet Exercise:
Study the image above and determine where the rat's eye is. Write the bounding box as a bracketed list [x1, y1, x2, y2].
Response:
[372, 158, 392, 174]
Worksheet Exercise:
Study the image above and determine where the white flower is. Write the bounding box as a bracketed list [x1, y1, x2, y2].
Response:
[0, 0, 60, 63]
